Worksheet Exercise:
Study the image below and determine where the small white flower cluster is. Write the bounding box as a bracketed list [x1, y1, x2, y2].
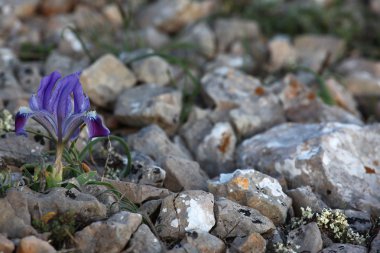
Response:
[316, 208, 366, 245]
[291, 206, 314, 229]
[0, 109, 13, 134]
[273, 243, 300, 253]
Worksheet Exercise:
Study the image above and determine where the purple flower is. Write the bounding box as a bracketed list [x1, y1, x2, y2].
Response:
[15, 71, 110, 143]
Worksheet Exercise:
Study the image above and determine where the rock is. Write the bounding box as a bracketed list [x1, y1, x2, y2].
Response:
[138, 199, 162, 219]
[7, 0, 39, 18]
[131, 56, 173, 86]
[16, 62, 41, 93]
[205, 53, 255, 73]
[122, 224, 162, 253]
[370, 231, 380, 253]
[180, 22, 216, 58]
[268, 36, 297, 71]
[17, 236, 56, 253]
[0, 48, 18, 68]
[115, 84, 182, 134]
[127, 125, 190, 162]
[156, 190, 215, 240]
[75, 211, 142, 253]
[125, 28, 170, 50]
[161, 155, 208, 192]
[80, 54, 136, 107]
[279, 75, 362, 125]
[342, 210, 372, 234]
[0, 234, 15, 253]
[181, 231, 226, 253]
[294, 35, 345, 72]
[214, 18, 260, 52]
[0, 133, 44, 170]
[0, 69, 25, 103]
[137, 0, 215, 33]
[45, 51, 89, 77]
[105, 179, 171, 204]
[40, 0, 75, 16]
[229, 232, 267, 253]
[201, 66, 261, 110]
[211, 197, 275, 238]
[371, 0, 380, 14]
[72, 5, 106, 30]
[82, 184, 119, 215]
[287, 186, 328, 216]
[208, 169, 292, 225]
[236, 122, 380, 216]
[287, 222, 323, 253]
[320, 243, 368, 253]
[102, 4, 123, 26]
[126, 152, 166, 187]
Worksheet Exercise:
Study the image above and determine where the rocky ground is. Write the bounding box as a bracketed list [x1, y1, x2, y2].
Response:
[1, 0, 380, 252]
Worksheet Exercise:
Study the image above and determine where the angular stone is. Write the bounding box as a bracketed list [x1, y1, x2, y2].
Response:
[40, 0, 75, 15]
[126, 125, 190, 162]
[45, 51, 89, 77]
[17, 236, 56, 253]
[80, 54, 136, 107]
[180, 22, 216, 58]
[181, 231, 225, 253]
[82, 184, 119, 215]
[161, 155, 208, 192]
[137, 0, 215, 33]
[208, 169, 292, 225]
[8, 0, 39, 18]
[268, 36, 297, 72]
[0, 234, 15, 253]
[320, 243, 368, 253]
[236, 123, 380, 216]
[75, 211, 142, 253]
[105, 179, 171, 204]
[102, 4, 123, 26]
[126, 152, 166, 187]
[294, 35, 345, 71]
[229, 232, 266, 253]
[342, 210, 372, 234]
[115, 84, 182, 134]
[287, 186, 328, 216]
[156, 190, 215, 240]
[131, 56, 173, 86]
[370, 230, 380, 253]
[201, 66, 261, 110]
[287, 222, 323, 253]
[211, 198, 275, 238]
[214, 18, 260, 52]
[122, 224, 162, 253]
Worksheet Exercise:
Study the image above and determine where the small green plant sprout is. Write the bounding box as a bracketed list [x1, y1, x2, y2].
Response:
[15, 71, 110, 185]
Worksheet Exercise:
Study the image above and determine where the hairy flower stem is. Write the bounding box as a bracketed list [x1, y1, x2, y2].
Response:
[53, 143, 64, 182]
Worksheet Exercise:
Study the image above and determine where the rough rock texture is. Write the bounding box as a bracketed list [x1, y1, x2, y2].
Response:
[82, 184, 119, 215]
[137, 0, 215, 33]
[131, 56, 173, 86]
[342, 210, 372, 234]
[236, 122, 380, 215]
[17, 236, 56, 253]
[181, 22, 216, 58]
[320, 243, 368, 253]
[105, 179, 171, 204]
[287, 222, 323, 253]
[161, 155, 208, 192]
[115, 84, 182, 134]
[80, 54, 136, 107]
[181, 231, 226, 253]
[75, 211, 141, 253]
[370, 231, 380, 253]
[16, 62, 41, 93]
[211, 197, 275, 238]
[156, 190, 215, 240]
[287, 186, 328, 216]
[208, 169, 292, 225]
[0, 234, 15, 253]
[45, 51, 89, 77]
[123, 224, 162, 253]
[268, 36, 296, 71]
[229, 232, 267, 253]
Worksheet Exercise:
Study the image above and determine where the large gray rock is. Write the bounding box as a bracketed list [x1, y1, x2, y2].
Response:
[180, 231, 226, 253]
[137, 0, 215, 33]
[342, 210, 372, 234]
[268, 36, 297, 72]
[122, 224, 162, 253]
[131, 56, 173, 86]
[180, 22, 216, 58]
[208, 169, 292, 225]
[370, 230, 380, 253]
[156, 190, 215, 240]
[287, 186, 328, 216]
[211, 197, 275, 238]
[80, 54, 136, 107]
[115, 84, 182, 134]
[320, 243, 368, 253]
[45, 51, 89, 77]
[236, 122, 380, 216]
[287, 222, 323, 253]
[161, 155, 208, 192]
[75, 211, 142, 253]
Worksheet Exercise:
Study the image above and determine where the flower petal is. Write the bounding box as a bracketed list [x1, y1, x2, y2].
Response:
[84, 112, 110, 139]
[35, 71, 61, 111]
[72, 72, 90, 113]
[62, 113, 85, 142]
[15, 107, 32, 136]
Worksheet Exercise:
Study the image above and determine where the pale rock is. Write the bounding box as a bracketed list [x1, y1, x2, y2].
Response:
[102, 4, 123, 26]
[287, 222, 323, 253]
[81, 54, 136, 107]
[131, 56, 173, 86]
[268, 36, 297, 71]
[287, 186, 328, 216]
[320, 243, 368, 253]
[180, 22, 216, 58]
[40, 0, 75, 16]
[45, 51, 89, 76]
[16, 62, 41, 93]
[122, 224, 162, 253]
[0, 234, 14, 253]
[181, 231, 226, 253]
[229, 232, 267, 253]
[6, 0, 39, 18]
[17, 236, 56, 253]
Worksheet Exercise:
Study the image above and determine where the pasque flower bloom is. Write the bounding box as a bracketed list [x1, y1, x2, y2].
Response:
[15, 71, 110, 181]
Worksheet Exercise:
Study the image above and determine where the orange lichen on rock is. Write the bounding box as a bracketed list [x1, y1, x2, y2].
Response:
[231, 177, 250, 190]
